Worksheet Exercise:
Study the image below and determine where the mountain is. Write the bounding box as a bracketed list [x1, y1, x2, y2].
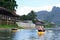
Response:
[36, 6, 60, 25]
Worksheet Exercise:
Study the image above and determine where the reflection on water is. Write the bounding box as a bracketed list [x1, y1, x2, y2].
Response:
[0, 29, 60, 40]
[12, 29, 60, 40]
[0, 31, 12, 40]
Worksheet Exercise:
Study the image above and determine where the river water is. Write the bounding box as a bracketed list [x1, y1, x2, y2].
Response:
[0, 29, 60, 40]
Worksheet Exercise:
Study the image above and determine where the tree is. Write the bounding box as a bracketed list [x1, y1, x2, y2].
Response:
[27, 10, 36, 20]
[0, 0, 18, 11]
[27, 10, 37, 23]
[20, 15, 27, 20]
[20, 10, 37, 23]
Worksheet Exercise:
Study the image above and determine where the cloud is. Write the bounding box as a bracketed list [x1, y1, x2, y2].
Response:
[55, 3, 60, 7]
[16, 7, 33, 15]
[16, 4, 60, 15]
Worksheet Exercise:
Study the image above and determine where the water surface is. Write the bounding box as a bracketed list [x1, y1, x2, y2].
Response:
[0, 29, 60, 40]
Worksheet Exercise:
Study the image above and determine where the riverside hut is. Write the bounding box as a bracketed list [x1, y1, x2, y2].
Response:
[0, 7, 18, 25]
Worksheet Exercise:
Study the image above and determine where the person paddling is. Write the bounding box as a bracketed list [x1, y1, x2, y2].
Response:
[37, 26, 45, 36]
[38, 26, 45, 32]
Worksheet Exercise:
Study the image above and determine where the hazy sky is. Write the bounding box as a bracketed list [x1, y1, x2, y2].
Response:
[15, 0, 60, 15]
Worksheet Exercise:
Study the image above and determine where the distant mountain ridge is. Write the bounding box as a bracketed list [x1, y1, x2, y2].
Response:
[36, 6, 60, 25]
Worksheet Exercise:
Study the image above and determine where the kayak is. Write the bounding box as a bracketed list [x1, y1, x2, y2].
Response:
[38, 31, 45, 36]
[37, 26, 45, 36]
[12, 28, 17, 32]
[37, 29, 45, 36]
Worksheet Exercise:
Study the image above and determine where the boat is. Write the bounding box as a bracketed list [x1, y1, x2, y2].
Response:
[37, 27, 45, 36]
[11, 28, 18, 32]
[38, 30, 45, 36]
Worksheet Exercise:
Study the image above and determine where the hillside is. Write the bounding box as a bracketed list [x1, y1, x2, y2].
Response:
[36, 6, 60, 25]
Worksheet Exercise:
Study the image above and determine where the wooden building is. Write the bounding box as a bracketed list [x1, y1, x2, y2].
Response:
[0, 7, 18, 25]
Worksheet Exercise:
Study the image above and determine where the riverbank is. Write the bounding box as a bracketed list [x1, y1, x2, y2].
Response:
[0, 24, 23, 32]
[0, 23, 56, 30]
[0, 23, 24, 29]
[0, 24, 18, 28]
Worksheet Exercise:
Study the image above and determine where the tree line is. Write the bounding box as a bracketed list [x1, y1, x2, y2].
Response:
[20, 10, 37, 23]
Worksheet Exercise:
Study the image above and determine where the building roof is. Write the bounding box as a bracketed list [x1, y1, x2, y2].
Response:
[35, 19, 45, 25]
[0, 7, 19, 17]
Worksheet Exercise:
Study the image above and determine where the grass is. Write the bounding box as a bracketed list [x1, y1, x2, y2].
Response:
[44, 26, 53, 28]
[18, 26, 24, 29]
[0, 24, 24, 29]
[0, 24, 17, 28]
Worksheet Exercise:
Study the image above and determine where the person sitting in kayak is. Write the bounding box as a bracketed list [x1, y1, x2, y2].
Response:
[38, 26, 45, 32]
[37, 26, 45, 36]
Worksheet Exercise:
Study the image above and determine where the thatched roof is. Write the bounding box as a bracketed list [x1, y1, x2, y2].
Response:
[0, 7, 19, 17]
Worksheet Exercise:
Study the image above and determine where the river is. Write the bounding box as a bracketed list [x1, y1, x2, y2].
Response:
[0, 29, 60, 40]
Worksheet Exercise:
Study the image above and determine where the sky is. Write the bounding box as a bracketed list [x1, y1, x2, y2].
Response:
[15, 0, 60, 15]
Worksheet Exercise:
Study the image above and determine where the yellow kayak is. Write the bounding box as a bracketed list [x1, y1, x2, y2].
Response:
[38, 32, 45, 36]
[12, 28, 17, 32]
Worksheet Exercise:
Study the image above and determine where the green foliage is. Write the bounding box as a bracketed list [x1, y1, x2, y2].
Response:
[20, 10, 37, 24]
[27, 10, 36, 20]
[20, 15, 28, 20]
[32, 19, 36, 24]
[18, 26, 24, 29]
[0, 24, 18, 28]
[20, 10, 36, 21]
[0, 0, 18, 11]
[44, 20, 54, 28]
